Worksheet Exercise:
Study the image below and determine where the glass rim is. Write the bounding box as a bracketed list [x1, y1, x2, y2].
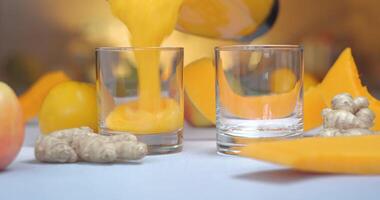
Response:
[96, 46, 184, 52]
[215, 44, 303, 51]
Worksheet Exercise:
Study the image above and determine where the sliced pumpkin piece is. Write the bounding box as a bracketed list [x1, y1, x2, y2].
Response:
[184, 58, 216, 126]
[19, 71, 70, 122]
[186, 49, 380, 130]
[318, 48, 364, 105]
[304, 86, 326, 130]
[240, 135, 380, 174]
[184, 92, 213, 126]
[304, 48, 380, 131]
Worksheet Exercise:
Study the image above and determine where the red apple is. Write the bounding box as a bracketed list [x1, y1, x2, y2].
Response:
[0, 82, 24, 171]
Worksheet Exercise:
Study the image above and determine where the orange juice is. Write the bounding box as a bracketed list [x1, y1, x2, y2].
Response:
[106, 0, 184, 134]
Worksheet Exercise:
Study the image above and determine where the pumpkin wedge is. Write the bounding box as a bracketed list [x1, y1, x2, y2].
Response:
[304, 48, 380, 131]
[240, 134, 380, 174]
[304, 86, 326, 130]
[184, 58, 216, 126]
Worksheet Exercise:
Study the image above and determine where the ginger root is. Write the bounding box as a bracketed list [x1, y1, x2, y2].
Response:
[35, 127, 147, 163]
[318, 93, 376, 137]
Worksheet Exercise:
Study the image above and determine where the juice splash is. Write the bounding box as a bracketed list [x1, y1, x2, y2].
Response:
[107, 0, 184, 134]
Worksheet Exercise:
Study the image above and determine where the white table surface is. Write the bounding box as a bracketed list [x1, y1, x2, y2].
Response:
[1, 124, 380, 200]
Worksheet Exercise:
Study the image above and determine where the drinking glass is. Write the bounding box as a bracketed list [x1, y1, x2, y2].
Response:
[96, 47, 184, 154]
[215, 45, 304, 155]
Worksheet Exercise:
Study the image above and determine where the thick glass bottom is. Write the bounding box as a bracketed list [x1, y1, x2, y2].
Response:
[216, 117, 303, 155]
[100, 128, 183, 155]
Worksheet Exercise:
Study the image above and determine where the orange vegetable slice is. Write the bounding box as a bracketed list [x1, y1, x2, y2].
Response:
[240, 134, 380, 174]
[304, 48, 380, 131]
[19, 71, 70, 122]
[304, 86, 326, 130]
[318, 48, 364, 104]
[184, 58, 216, 125]
[186, 49, 380, 131]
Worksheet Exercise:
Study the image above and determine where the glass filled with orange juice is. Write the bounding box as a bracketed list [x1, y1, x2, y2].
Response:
[96, 47, 184, 154]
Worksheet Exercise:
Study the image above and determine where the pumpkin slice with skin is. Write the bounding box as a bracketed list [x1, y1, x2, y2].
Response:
[240, 134, 380, 174]
[304, 48, 380, 131]
[318, 48, 364, 105]
[186, 49, 380, 130]
[184, 58, 216, 126]
[304, 86, 326, 130]
[19, 71, 70, 122]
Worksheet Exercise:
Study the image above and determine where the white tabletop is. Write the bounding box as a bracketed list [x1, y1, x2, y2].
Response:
[1, 124, 380, 200]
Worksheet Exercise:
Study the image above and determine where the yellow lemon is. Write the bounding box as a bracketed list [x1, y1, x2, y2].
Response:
[39, 81, 98, 134]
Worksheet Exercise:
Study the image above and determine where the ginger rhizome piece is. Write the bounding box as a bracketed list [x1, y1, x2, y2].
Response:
[35, 127, 147, 163]
[318, 93, 376, 137]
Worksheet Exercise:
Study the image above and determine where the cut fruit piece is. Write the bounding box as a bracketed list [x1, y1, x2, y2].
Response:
[304, 48, 380, 131]
[187, 49, 380, 130]
[19, 71, 70, 122]
[304, 86, 326, 130]
[184, 92, 213, 127]
[184, 58, 216, 126]
[318, 48, 364, 105]
[240, 135, 380, 174]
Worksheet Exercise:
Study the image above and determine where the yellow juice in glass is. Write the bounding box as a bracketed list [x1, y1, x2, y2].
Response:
[105, 0, 184, 134]
[104, 0, 277, 136]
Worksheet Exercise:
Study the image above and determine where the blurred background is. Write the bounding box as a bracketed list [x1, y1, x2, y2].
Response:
[0, 0, 379, 96]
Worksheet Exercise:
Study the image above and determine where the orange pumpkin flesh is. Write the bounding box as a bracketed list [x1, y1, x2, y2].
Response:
[184, 58, 216, 126]
[304, 86, 326, 130]
[240, 134, 380, 174]
[304, 48, 380, 131]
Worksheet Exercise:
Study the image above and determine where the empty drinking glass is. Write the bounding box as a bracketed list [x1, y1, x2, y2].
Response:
[215, 45, 304, 155]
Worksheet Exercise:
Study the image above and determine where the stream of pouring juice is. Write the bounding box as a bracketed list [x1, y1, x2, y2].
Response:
[106, 0, 184, 134]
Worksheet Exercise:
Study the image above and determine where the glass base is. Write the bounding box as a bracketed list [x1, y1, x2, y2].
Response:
[217, 118, 303, 155]
[100, 128, 183, 155]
